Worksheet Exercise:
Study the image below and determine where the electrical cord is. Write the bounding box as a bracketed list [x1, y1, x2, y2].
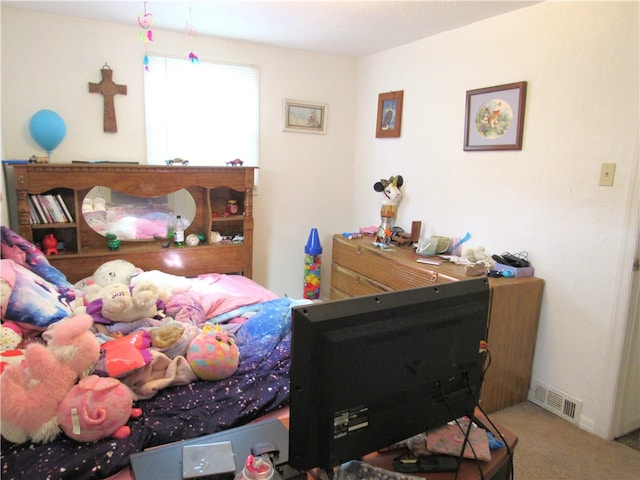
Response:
[435, 380, 485, 480]
[463, 372, 515, 480]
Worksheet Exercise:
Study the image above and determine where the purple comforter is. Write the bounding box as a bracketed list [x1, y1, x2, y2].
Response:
[1, 298, 293, 480]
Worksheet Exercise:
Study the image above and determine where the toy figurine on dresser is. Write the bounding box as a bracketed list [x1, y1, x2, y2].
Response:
[374, 175, 403, 244]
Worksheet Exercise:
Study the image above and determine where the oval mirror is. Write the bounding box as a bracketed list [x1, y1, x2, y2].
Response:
[82, 186, 196, 241]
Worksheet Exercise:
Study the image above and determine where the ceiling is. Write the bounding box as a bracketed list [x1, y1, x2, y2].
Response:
[2, 1, 540, 58]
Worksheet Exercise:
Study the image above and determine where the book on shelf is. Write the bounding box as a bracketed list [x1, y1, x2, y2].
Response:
[44, 195, 63, 223]
[56, 194, 74, 222]
[27, 195, 44, 223]
[39, 195, 54, 223]
[28, 194, 73, 224]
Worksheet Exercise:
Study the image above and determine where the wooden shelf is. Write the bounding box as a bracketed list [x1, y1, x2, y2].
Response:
[14, 164, 256, 283]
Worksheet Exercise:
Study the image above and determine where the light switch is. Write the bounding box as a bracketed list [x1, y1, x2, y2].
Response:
[599, 163, 616, 186]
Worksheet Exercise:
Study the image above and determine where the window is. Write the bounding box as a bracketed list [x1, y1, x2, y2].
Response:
[144, 56, 258, 167]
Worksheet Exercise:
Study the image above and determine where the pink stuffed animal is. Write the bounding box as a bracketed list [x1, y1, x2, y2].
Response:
[0, 314, 100, 444]
[57, 375, 142, 442]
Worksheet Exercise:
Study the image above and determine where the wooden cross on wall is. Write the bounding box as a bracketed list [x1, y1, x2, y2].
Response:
[89, 64, 127, 132]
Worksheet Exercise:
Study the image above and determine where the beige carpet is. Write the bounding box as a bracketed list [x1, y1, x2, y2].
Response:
[488, 402, 640, 480]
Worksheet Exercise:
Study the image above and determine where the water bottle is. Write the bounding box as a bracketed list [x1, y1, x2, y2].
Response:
[174, 215, 185, 247]
[234, 454, 281, 480]
[166, 211, 176, 240]
[303, 228, 322, 300]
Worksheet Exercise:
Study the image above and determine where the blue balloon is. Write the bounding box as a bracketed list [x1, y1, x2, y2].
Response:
[29, 109, 66, 153]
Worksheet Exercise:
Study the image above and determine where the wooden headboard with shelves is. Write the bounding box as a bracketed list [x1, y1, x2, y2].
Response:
[13, 164, 255, 283]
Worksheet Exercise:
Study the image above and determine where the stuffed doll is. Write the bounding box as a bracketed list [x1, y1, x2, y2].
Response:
[0, 314, 100, 444]
[187, 324, 239, 381]
[373, 175, 403, 244]
[57, 375, 142, 442]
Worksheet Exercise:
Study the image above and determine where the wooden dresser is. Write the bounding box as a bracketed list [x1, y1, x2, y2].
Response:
[330, 234, 544, 413]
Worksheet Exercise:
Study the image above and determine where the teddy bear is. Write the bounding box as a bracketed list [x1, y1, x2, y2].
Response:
[57, 374, 142, 442]
[75, 259, 143, 305]
[100, 281, 163, 324]
[0, 314, 100, 444]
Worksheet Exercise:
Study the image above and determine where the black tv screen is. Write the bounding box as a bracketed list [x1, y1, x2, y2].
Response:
[288, 277, 490, 472]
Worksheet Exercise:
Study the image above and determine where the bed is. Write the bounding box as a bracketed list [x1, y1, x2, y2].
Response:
[0, 226, 298, 480]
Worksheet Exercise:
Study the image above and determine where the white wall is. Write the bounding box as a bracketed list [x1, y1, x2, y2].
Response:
[0, 7, 357, 299]
[352, 1, 639, 437]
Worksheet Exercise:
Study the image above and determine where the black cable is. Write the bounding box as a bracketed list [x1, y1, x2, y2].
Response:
[482, 347, 492, 378]
[463, 372, 515, 480]
[435, 380, 485, 480]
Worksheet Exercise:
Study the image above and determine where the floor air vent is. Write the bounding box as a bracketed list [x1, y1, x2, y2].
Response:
[530, 380, 582, 425]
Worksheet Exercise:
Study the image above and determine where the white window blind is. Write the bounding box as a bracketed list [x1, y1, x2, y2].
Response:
[144, 56, 259, 167]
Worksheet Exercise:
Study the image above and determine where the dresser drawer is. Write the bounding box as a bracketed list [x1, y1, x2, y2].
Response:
[331, 263, 392, 297]
[332, 236, 457, 290]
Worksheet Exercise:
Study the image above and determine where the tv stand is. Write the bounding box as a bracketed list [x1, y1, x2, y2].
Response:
[290, 410, 517, 480]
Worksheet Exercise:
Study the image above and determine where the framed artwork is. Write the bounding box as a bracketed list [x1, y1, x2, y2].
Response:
[376, 91, 403, 138]
[283, 99, 327, 134]
[464, 81, 527, 151]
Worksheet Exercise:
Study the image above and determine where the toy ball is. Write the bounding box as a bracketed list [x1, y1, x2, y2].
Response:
[187, 325, 239, 381]
[29, 109, 66, 153]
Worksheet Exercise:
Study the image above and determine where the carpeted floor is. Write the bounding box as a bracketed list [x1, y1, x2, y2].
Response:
[616, 428, 640, 451]
[488, 402, 640, 480]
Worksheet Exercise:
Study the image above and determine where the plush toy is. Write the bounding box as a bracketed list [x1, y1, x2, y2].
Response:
[373, 175, 403, 244]
[94, 331, 153, 378]
[187, 324, 239, 381]
[76, 259, 143, 304]
[0, 321, 24, 374]
[0, 314, 100, 444]
[0, 322, 22, 352]
[149, 322, 200, 359]
[131, 270, 193, 301]
[101, 281, 162, 323]
[57, 375, 142, 442]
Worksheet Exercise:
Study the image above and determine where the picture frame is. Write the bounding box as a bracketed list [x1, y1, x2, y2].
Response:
[376, 91, 403, 138]
[464, 81, 527, 151]
[283, 99, 328, 134]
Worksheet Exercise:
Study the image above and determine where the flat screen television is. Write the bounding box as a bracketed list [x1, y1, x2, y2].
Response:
[288, 277, 490, 472]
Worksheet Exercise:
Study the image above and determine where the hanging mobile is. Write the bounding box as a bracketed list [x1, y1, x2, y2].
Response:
[185, 7, 200, 63]
[138, 1, 154, 71]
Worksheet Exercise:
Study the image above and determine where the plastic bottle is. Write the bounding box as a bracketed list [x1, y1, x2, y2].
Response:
[166, 211, 176, 240]
[174, 215, 185, 247]
[234, 454, 281, 480]
[303, 228, 322, 300]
